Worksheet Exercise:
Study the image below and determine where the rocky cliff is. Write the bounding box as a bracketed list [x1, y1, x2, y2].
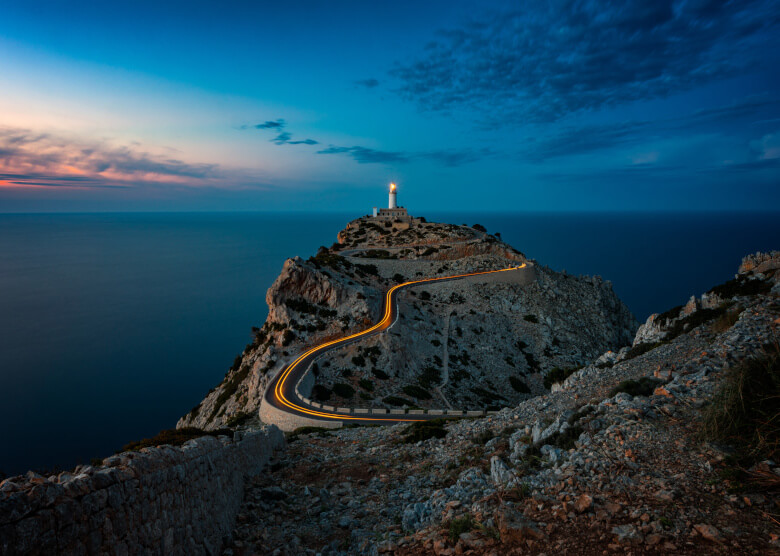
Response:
[223, 251, 780, 555]
[178, 217, 637, 430]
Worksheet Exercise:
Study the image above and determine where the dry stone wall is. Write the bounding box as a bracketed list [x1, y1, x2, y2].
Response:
[0, 426, 285, 555]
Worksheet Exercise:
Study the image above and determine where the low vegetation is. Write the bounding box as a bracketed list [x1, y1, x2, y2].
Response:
[609, 377, 661, 397]
[701, 344, 779, 470]
[402, 418, 450, 444]
[332, 383, 355, 399]
[509, 376, 531, 393]
[120, 427, 232, 453]
[543, 366, 583, 389]
[402, 384, 432, 400]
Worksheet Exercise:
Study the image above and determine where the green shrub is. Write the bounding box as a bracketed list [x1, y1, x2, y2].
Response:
[523, 314, 538, 323]
[351, 355, 366, 367]
[282, 329, 296, 346]
[543, 366, 582, 389]
[225, 411, 253, 428]
[120, 427, 232, 453]
[701, 344, 779, 466]
[383, 395, 413, 407]
[708, 276, 771, 299]
[403, 385, 432, 399]
[509, 376, 531, 393]
[403, 419, 450, 444]
[419, 366, 441, 389]
[372, 368, 390, 380]
[393, 273, 405, 283]
[609, 377, 661, 397]
[332, 383, 355, 399]
[472, 223, 487, 232]
[359, 378, 374, 391]
[447, 514, 475, 541]
[624, 341, 665, 360]
[312, 384, 332, 401]
[419, 291, 431, 301]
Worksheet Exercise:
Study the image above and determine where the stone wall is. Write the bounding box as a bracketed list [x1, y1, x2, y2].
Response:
[0, 426, 285, 555]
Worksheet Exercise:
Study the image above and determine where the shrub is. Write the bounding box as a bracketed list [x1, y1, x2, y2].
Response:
[543, 366, 582, 389]
[359, 378, 374, 391]
[523, 314, 538, 323]
[403, 385, 432, 400]
[472, 223, 487, 232]
[393, 273, 405, 283]
[332, 383, 355, 399]
[712, 307, 744, 333]
[419, 291, 431, 301]
[351, 355, 366, 367]
[609, 377, 661, 397]
[708, 276, 772, 299]
[447, 514, 475, 541]
[624, 341, 664, 360]
[509, 376, 531, 393]
[418, 366, 441, 389]
[372, 368, 390, 380]
[701, 344, 779, 466]
[120, 427, 232, 453]
[383, 395, 413, 407]
[282, 329, 296, 346]
[431, 339, 441, 347]
[312, 384, 332, 401]
[403, 419, 450, 444]
[225, 411, 253, 428]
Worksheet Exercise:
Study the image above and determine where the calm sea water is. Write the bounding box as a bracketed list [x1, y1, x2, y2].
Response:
[0, 211, 777, 475]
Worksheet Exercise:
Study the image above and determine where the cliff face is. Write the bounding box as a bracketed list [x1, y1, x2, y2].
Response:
[226, 252, 780, 555]
[178, 217, 637, 430]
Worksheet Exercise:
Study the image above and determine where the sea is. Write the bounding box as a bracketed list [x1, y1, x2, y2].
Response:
[0, 211, 777, 476]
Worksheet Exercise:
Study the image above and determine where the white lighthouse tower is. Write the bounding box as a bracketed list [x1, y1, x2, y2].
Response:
[388, 182, 397, 209]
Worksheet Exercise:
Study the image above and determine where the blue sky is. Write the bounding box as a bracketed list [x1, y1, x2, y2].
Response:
[0, 0, 778, 212]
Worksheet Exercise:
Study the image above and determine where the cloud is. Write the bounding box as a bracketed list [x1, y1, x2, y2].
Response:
[271, 132, 318, 146]
[391, 1, 780, 124]
[354, 78, 380, 89]
[0, 127, 223, 188]
[523, 96, 780, 161]
[317, 146, 410, 164]
[316, 144, 492, 166]
[241, 119, 286, 130]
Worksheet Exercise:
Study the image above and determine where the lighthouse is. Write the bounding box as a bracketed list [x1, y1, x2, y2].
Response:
[374, 182, 410, 224]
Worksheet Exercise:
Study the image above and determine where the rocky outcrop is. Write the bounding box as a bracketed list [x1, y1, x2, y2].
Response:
[180, 217, 638, 430]
[224, 252, 779, 555]
[0, 426, 285, 555]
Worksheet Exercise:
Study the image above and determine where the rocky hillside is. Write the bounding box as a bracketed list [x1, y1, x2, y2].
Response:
[178, 217, 636, 430]
[223, 251, 780, 555]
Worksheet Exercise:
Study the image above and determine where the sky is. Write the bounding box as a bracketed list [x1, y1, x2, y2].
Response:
[0, 0, 778, 213]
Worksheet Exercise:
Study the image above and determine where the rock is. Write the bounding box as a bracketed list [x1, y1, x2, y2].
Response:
[612, 524, 643, 544]
[495, 507, 544, 544]
[694, 523, 724, 543]
[573, 494, 593, 513]
[490, 456, 517, 487]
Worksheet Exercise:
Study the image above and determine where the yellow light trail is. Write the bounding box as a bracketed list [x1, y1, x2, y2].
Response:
[272, 263, 527, 422]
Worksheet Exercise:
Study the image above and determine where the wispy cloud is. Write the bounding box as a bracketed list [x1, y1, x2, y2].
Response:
[354, 78, 380, 89]
[390, 1, 780, 124]
[241, 119, 286, 130]
[242, 118, 318, 146]
[316, 145, 410, 164]
[0, 127, 228, 189]
[522, 96, 780, 162]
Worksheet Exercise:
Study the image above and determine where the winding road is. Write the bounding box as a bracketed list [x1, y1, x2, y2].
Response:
[263, 263, 530, 427]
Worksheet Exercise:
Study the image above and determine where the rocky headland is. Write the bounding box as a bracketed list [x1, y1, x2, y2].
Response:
[1, 214, 778, 555]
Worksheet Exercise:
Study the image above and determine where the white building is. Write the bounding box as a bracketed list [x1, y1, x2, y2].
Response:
[375, 182, 409, 220]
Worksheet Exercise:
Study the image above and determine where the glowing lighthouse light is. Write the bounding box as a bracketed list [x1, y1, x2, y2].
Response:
[388, 182, 397, 208]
